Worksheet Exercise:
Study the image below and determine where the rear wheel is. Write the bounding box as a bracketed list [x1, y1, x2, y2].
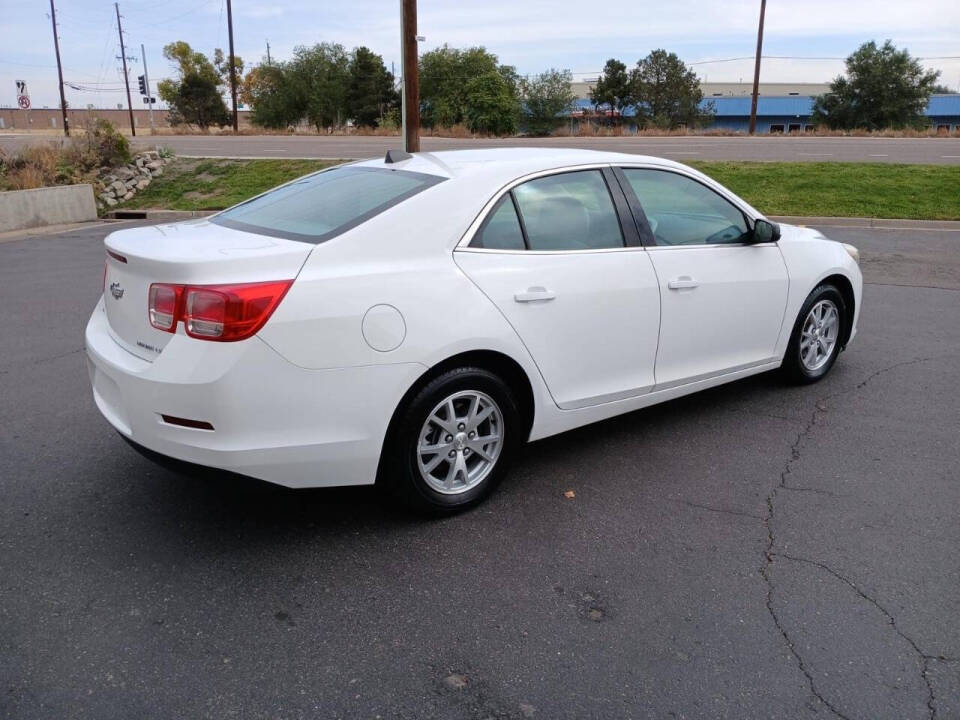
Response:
[782, 284, 846, 384]
[381, 367, 521, 514]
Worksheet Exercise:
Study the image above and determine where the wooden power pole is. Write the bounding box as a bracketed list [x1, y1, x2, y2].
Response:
[400, 0, 420, 153]
[748, 0, 767, 135]
[115, 2, 136, 136]
[49, 0, 69, 136]
[226, 0, 239, 132]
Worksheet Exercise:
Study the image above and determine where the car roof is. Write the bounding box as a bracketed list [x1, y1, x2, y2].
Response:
[352, 147, 690, 187]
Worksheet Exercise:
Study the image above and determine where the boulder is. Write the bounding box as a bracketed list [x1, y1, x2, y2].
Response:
[122, 191, 134, 201]
[115, 166, 136, 180]
[110, 180, 126, 194]
[151, 168, 164, 178]
[145, 160, 162, 171]
[104, 196, 118, 207]
[136, 179, 150, 190]
[98, 193, 114, 203]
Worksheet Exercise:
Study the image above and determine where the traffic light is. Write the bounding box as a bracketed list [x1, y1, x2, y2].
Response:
[137, 75, 147, 96]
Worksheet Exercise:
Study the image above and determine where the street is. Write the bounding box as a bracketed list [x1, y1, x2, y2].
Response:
[3, 132, 960, 164]
[1, 221, 959, 719]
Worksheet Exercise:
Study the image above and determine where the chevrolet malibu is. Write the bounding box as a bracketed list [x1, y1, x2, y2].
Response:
[86, 148, 862, 512]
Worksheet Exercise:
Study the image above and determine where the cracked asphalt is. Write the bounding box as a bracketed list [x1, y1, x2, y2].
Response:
[1, 221, 958, 719]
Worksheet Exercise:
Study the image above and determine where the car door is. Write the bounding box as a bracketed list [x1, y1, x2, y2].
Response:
[454, 168, 661, 410]
[616, 167, 789, 389]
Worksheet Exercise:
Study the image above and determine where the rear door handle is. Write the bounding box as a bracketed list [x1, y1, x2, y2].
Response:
[667, 276, 699, 290]
[514, 286, 556, 303]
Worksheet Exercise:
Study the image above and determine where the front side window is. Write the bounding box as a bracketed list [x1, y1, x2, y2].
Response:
[621, 169, 750, 246]
[212, 166, 444, 243]
[512, 170, 624, 251]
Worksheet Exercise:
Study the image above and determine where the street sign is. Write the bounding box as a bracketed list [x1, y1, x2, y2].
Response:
[16, 79, 30, 109]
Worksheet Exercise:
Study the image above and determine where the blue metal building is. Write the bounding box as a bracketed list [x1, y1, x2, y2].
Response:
[571, 94, 960, 133]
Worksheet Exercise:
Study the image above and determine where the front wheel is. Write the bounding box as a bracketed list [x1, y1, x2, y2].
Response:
[381, 367, 522, 514]
[782, 284, 846, 384]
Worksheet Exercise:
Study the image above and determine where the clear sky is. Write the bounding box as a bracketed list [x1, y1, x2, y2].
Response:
[2, 0, 958, 109]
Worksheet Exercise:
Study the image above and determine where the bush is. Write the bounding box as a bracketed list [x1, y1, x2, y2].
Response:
[0, 119, 131, 191]
[80, 118, 132, 166]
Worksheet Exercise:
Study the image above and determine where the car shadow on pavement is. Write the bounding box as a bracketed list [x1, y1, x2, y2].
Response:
[109, 368, 799, 539]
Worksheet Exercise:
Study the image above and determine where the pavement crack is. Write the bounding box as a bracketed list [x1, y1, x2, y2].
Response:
[675, 499, 765, 521]
[775, 553, 940, 720]
[759, 355, 947, 720]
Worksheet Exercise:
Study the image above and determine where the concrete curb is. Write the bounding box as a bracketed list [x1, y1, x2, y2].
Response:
[770, 215, 960, 230]
[106, 209, 217, 221]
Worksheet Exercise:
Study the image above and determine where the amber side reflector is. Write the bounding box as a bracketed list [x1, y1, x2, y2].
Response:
[161, 414, 214, 430]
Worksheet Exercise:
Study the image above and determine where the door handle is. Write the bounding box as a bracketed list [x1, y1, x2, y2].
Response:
[667, 276, 699, 290]
[514, 286, 556, 303]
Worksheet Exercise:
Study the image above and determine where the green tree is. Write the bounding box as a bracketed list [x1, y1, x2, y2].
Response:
[812, 41, 941, 130]
[288, 43, 350, 132]
[520, 68, 575, 136]
[590, 58, 634, 120]
[632, 49, 709, 129]
[157, 41, 230, 128]
[242, 63, 302, 129]
[419, 46, 507, 127]
[464, 71, 519, 135]
[213, 48, 245, 98]
[346, 46, 397, 127]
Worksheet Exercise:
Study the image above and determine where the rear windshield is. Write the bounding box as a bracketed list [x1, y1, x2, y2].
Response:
[211, 165, 445, 243]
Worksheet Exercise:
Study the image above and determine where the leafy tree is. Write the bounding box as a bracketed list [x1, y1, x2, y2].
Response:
[419, 46, 512, 127]
[932, 84, 954, 94]
[289, 43, 350, 132]
[242, 63, 302, 129]
[157, 41, 230, 128]
[464, 71, 518, 135]
[632, 50, 709, 129]
[590, 58, 634, 120]
[213, 48, 245, 98]
[520, 68, 575, 136]
[813, 41, 941, 130]
[346, 46, 397, 127]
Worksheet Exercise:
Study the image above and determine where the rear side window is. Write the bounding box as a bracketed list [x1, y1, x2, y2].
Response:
[470, 195, 526, 250]
[512, 170, 624, 251]
[212, 166, 445, 243]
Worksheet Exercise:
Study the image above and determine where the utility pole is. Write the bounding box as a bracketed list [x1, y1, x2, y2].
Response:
[748, 0, 766, 135]
[141, 43, 154, 134]
[265, 40, 271, 65]
[48, 0, 69, 136]
[115, 2, 135, 136]
[400, 0, 419, 152]
[226, 0, 239, 132]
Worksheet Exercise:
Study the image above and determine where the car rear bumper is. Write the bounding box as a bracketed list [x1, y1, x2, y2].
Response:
[85, 298, 425, 488]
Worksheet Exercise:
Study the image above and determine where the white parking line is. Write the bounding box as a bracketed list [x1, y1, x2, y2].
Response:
[943, 155, 960, 158]
[668, 151, 700, 155]
[869, 154, 888, 157]
[798, 153, 834, 156]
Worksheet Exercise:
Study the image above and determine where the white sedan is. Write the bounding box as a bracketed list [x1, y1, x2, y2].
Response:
[86, 148, 862, 512]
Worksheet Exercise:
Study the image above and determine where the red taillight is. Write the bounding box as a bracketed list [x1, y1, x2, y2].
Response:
[148, 280, 292, 341]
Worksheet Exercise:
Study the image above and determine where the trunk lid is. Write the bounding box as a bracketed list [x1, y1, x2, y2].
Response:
[103, 219, 312, 360]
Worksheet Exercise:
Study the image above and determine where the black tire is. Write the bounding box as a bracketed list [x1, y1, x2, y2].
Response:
[380, 366, 522, 515]
[782, 283, 847, 384]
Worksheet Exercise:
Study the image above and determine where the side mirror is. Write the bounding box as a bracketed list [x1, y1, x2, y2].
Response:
[752, 219, 781, 243]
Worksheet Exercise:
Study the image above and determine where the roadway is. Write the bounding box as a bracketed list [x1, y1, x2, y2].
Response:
[2, 219, 959, 718]
[3, 132, 960, 163]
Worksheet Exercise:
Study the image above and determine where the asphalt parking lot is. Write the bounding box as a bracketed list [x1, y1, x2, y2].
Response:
[1, 221, 958, 719]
